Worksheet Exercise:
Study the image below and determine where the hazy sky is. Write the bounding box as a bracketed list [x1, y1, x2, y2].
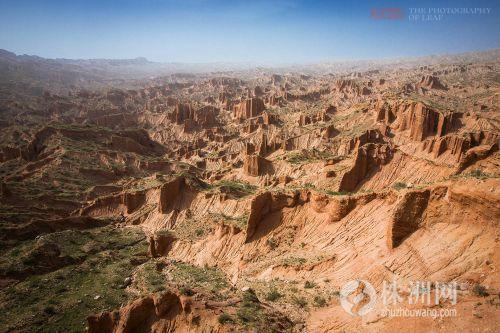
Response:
[0, 0, 499, 63]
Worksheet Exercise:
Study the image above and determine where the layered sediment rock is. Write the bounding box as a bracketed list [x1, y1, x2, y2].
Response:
[169, 103, 219, 129]
[159, 177, 185, 213]
[417, 75, 446, 90]
[233, 98, 265, 119]
[387, 189, 431, 249]
[339, 143, 393, 192]
[243, 154, 270, 176]
[149, 232, 175, 257]
[87, 291, 187, 333]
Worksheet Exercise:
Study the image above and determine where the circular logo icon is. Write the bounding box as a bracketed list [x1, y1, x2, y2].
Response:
[340, 279, 377, 316]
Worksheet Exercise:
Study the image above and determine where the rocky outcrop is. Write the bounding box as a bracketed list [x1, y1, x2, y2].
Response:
[245, 191, 303, 242]
[387, 189, 431, 249]
[458, 143, 499, 172]
[243, 154, 270, 176]
[169, 104, 219, 129]
[322, 124, 338, 139]
[325, 105, 337, 114]
[423, 130, 498, 162]
[149, 232, 175, 257]
[265, 94, 284, 106]
[375, 100, 395, 124]
[81, 188, 147, 217]
[299, 115, 311, 126]
[422, 134, 470, 160]
[159, 177, 185, 213]
[253, 86, 264, 97]
[408, 103, 440, 141]
[233, 98, 265, 119]
[387, 101, 461, 141]
[271, 74, 283, 85]
[334, 79, 370, 97]
[87, 291, 185, 333]
[331, 129, 386, 157]
[327, 196, 355, 221]
[123, 191, 146, 214]
[170, 103, 194, 124]
[192, 105, 219, 128]
[339, 143, 393, 192]
[417, 75, 446, 90]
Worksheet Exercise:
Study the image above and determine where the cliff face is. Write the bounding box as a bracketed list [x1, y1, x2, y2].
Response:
[339, 143, 393, 192]
[233, 97, 265, 119]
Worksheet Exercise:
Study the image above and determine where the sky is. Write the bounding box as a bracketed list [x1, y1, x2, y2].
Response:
[0, 0, 499, 63]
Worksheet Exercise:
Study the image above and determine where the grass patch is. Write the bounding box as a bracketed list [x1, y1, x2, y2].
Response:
[265, 288, 282, 302]
[0, 227, 149, 332]
[211, 180, 257, 198]
[304, 281, 316, 289]
[313, 295, 327, 307]
[237, 289, 264, 327]
[392, 182, 407, 190]
[218, 313, 235, 324]
[285, 149, 334, 165]
[210, 212, 248, 230]
[291, 295, 308, 308]
[168, 262, 229, 300]
[469, 169, 489, 179]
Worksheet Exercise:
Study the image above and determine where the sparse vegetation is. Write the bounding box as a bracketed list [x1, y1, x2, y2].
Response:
[265, 288, 282, 302]
[266, 237, 278, 249]
[313, 295, 327, 307]
[469, 169, 488, 179]
[169, 262, 229, 300]
[208, 180, 257, 198]
[237, 289, 263, 326]
[210, 212, 248, 230]
[0, 227, 149, 332]
[292, 295, 308, 308]
[179, 286, 195, 296]
[304, 280, 316, 289]
[218, 313, 235, 324]
[473, 284, 489, 297]
[392, 182, 408, 190]
[285, 149, 334, 165]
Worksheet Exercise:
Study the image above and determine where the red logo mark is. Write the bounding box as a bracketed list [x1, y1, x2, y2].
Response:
[371, 8, 404, 20]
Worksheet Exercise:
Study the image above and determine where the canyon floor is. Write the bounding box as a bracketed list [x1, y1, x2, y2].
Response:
[0, 50, 499, 332]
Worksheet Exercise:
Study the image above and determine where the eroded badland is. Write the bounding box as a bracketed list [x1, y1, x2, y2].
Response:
[0, 50, 499, 332]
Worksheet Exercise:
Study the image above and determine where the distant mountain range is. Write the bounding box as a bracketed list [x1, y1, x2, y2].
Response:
[0, 48, 499, 94]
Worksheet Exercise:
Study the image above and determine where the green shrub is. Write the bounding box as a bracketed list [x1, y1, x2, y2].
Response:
[43, 305, 56, 315]
[237, 289, 262, 324]
[304, 281, 316, 289]
[266, 238, 278, 249]
[242, 289, 259, 304]
[265, 289, 282, 302]
[179, 286, 195, 296]
[392, 182, 407, 190]
[218, 313, 234, 324]
[473, 284, 489, 297]
[313, 295, 327, 307]
[292, 295, 307, 308]
[469, 169, 488, 179]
